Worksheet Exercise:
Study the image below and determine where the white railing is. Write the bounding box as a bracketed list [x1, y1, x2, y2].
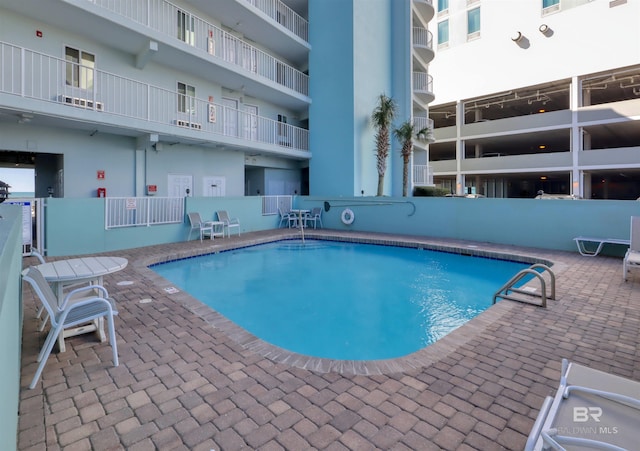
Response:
[262, 195, 292, 215]
[105, 196, 184, 229]
[0, 42, 309, 151]
[413, 71, 434, 95]
[244, 0, 309, 42]
[413, 165, 433, 186]
[85, 0, 308, 96]
[412, 27, 433, 51]
[413, 116, 434, 133]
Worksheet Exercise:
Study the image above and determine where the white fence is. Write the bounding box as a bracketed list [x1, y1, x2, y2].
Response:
[262, 195, 292, 215]
[105, 197, 184, 229]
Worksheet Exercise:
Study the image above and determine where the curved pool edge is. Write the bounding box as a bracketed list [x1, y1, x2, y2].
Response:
[133, 230, 558, 376]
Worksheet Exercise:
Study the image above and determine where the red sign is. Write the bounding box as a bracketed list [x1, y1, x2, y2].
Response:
[97, 170, 105, 180]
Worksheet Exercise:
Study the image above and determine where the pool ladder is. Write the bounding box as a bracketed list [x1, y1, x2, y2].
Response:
[493, 263, 555, 308]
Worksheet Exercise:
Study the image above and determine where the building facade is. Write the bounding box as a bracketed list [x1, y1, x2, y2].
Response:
[428, 0, 640, 199]
[0, 0, 311, 198]
[0, 0, 435, 200]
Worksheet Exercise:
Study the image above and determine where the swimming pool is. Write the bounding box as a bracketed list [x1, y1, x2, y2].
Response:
[151, 239, 530, 361]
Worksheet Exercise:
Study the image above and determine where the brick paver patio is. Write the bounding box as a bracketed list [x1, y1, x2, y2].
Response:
[17, 230, 640, 450]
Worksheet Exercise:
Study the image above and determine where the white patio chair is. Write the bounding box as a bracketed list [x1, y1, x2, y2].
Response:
[216, 210, 241, 237]
[22, 266, 119, 389]
[304, 207, 323, 229]
[278, 208, 297, 228]
[623, 216, 640, 281]
[187, 212, 215, 242]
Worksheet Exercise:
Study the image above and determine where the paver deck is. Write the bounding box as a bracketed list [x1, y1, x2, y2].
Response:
[18, 230, 640, 450]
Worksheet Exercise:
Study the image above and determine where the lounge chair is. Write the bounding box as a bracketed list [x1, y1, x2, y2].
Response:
[525, 359, 640, 451]
[623, 216, 640, 281]
[187, 212, 215, 242]
[304, 207, 323, 229]
[22, 266, 119, 389]
[216, 210, 240, 237]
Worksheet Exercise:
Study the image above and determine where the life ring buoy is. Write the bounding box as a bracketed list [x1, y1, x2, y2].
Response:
[341, 208, 355, 225]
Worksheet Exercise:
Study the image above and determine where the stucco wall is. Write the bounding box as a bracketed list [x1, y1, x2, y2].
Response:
[0, 204, 23, 451]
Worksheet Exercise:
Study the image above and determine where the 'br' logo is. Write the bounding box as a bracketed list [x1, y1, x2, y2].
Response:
[573, 407, 602, 422]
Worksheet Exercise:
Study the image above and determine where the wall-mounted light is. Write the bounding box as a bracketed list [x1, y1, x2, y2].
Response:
[511, 31, 524, 43]
[539, 24, 553, 36]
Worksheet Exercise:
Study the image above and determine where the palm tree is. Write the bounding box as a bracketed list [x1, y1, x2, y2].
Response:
[393, 121, 432, 197]
[372, 94, 396, 196]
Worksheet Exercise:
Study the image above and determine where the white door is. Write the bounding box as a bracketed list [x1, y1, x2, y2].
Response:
[223, 98, 238, 137]
[168, 174, 193, 197]
[244, 104, 258, 141]
[203, 176, 226, 197]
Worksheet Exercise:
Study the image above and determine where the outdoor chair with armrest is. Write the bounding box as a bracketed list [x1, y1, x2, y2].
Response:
[216, 210, 241, 237]
[22, 266, 119, 389]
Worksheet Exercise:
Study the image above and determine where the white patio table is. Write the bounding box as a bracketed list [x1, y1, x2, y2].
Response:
[34, 256, 128, 352]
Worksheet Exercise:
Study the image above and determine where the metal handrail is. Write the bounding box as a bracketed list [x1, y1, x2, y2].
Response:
[493, 263, 555, 308]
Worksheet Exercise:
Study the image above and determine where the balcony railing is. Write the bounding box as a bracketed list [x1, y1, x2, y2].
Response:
[413, 165, 433, 186]
[85, 0, 308, 96]
[413, 116, 434, 134]
[244, 0, 309, 42]
[413, 71, 435, 104]
[412, 27, 433, 52]
[0, 42, 309, 151]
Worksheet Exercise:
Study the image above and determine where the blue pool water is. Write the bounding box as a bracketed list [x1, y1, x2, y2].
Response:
[152, 240, 529, 360]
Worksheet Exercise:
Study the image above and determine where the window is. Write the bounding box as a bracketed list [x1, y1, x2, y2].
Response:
[437, 20, 449, 45]
[65, 47, 95, 90]
[543, 0, 559, 7]
[177, 10, 195, 45]
[178, 82, 195, 114]
[467, 7, 480, 37]
[438, 0, 449, 12]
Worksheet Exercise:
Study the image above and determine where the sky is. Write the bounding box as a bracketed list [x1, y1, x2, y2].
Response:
[0, 168, 35, 193]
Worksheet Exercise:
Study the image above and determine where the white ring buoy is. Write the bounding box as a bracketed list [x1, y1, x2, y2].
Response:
[341, 208, 355, 225]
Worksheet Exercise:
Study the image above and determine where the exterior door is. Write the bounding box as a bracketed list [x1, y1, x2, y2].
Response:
[203, 176, 226, 197]
[168, 174, 193, 197]
[243, 104, 258, 141]
[223, 98, 238, 137]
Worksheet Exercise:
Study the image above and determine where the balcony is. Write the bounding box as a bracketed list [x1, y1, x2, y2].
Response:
[189, 0, 310, 64]
[413, 164, 434, 186]
[413, 0, 435, 23]
[412, 27, 434, 65]
[1, 0, 309, 110]
[0, 42, 309, 154]
[413, 72, 435, 105]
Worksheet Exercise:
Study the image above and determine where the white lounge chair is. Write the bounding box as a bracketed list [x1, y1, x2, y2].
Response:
[216, 210, 240, 237]
[623, 216, 640, 281]
[187, 212, 215, 242]
[22, 266, 119, 389]
[525, 359, 640, 451]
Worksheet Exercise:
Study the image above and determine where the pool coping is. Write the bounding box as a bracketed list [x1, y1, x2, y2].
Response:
[133, 230, 559, 376]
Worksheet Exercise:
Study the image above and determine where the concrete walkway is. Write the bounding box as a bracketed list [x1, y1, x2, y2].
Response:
[17, 230, 640, 450]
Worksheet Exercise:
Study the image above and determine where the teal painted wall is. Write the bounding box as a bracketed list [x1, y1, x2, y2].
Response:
[0, 204, 23, 451]
[293, 197, 640, 254]
[40, 196, 640, 256]
[390, 0, 413, 197]
[310, 0, 404, 197]
[43, 197, 280, 256]
[309, 0, 357, 196]
[353, 0, 393, 197]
